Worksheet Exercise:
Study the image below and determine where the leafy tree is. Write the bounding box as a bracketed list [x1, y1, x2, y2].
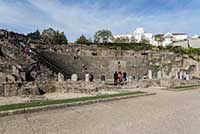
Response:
[60, 32, 68, 44]
[141, 35, 150, 44]
[41, 28, 68, 45]
[27, 30, 41, 40]
[114, 37, 121, 43]
[130, 36, 137, 43]
[114, 37, 130, 43]
[154, 34, 164, 46]
[53, 31, 68, 45]
[94, 30, 113, 44]
[41, 28, 56, 43]
[76, 35, 88, 44]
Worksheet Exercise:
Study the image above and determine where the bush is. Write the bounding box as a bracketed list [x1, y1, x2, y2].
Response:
[158, 46, 200, 55]
[99, 43, 153, 51]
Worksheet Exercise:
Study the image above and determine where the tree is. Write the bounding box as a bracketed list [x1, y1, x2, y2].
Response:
[155, 34, 164, 46]
[114, 37, 121, 43]
[114, 37, 130, 43]
[41, 28, 56, 43]
[94, 30, 113, 44]
[130, 36, 137, 43]
[60, 32, 68, 44]
[53, 31, 68, 45]
[141, 35, 150, 44]
[76, 35, 88, 44]
[27, 30, 41, 40]
[41, 28, 68, 45]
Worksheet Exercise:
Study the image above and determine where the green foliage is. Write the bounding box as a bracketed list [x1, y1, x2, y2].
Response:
[114, 37, 130, 43]
[41, 28, 68, 45]
[141, 35, 150, 44]
[53, 31, 68, 45]
[27, 30, 41, 40]
[94, 30, 113, 44]
[159, 46, 200, 55]
[154, 34, 164, 42]
[174, 84, 200, 89]
[130, 36, 137, 43]
[99, 43, 153, 51]
[76, 35, 89, 44]
[151, 65, 160, 71]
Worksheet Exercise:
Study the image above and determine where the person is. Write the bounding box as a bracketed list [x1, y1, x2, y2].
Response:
[24, 47, 29, 56]
[114, 71, 118, 85]
[101, 75, 105, 81]
[89, 73, 94, 82]
[118, 71, 123, 85]
[101, 75, 106, 84]
[122, 72, 127, 85]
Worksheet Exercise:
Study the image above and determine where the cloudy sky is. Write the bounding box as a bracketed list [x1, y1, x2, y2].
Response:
[0, 0, 200, 41]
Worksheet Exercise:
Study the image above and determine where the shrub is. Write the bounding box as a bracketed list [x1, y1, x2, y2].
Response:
[99, 43, 153, 51]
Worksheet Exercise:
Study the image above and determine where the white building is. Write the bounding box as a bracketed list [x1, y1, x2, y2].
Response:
[113, 27, 188, 47]
[153, 32, 188, 46]
[192, 35, 199, 39]
[113, 34, 132, 39]
[163, 33, 173, 46]
[173, 33, 188, 41]
[133, 27, 153, 43]
[113, 27, 153, 43]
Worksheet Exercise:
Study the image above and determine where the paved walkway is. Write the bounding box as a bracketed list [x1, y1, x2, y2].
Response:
[1, 88, 200, 134]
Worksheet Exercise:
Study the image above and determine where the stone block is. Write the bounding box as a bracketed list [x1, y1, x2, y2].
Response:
[71, 74, 78, 81]
[58, 73, 64, 82]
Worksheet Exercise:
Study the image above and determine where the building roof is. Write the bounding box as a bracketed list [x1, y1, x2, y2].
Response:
[154, 32, 187, 37]
[0, 29, 7, 32]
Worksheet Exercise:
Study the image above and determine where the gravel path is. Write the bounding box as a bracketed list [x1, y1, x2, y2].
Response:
[1, 88, 200, 134]
[0, 93, 93, 105]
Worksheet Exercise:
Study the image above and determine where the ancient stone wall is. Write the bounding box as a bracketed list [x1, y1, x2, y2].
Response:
[0, 81, 107, 97]
[1, 79, 200, 97]
[36, 45, 200, 80]
[40, 46, 149, 80]
[0, 40, 58, 83]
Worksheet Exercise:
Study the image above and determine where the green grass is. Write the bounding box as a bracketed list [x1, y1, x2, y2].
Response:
[174, 84, 200, 89]
[0, 91, 145, 112]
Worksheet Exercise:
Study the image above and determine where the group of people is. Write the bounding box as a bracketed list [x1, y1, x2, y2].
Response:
[114, 71, 127, 85]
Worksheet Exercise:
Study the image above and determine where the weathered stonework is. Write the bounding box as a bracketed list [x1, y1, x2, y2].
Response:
[0, 81, 109, 97]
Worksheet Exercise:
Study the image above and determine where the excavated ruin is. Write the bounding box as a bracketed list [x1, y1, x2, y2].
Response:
[1, 29, 200, 97]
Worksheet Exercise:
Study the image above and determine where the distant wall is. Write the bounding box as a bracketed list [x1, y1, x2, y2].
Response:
[173, 38, 200, 48]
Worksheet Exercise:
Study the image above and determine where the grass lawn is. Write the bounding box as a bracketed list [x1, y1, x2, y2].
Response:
[0, 91, 145, 112]
[174, 84, 200, 89]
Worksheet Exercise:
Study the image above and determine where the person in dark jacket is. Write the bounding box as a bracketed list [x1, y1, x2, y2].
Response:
[89, 73, 94, 82]
[114, 71, 118, 85]
[122, 72, 127, 85]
